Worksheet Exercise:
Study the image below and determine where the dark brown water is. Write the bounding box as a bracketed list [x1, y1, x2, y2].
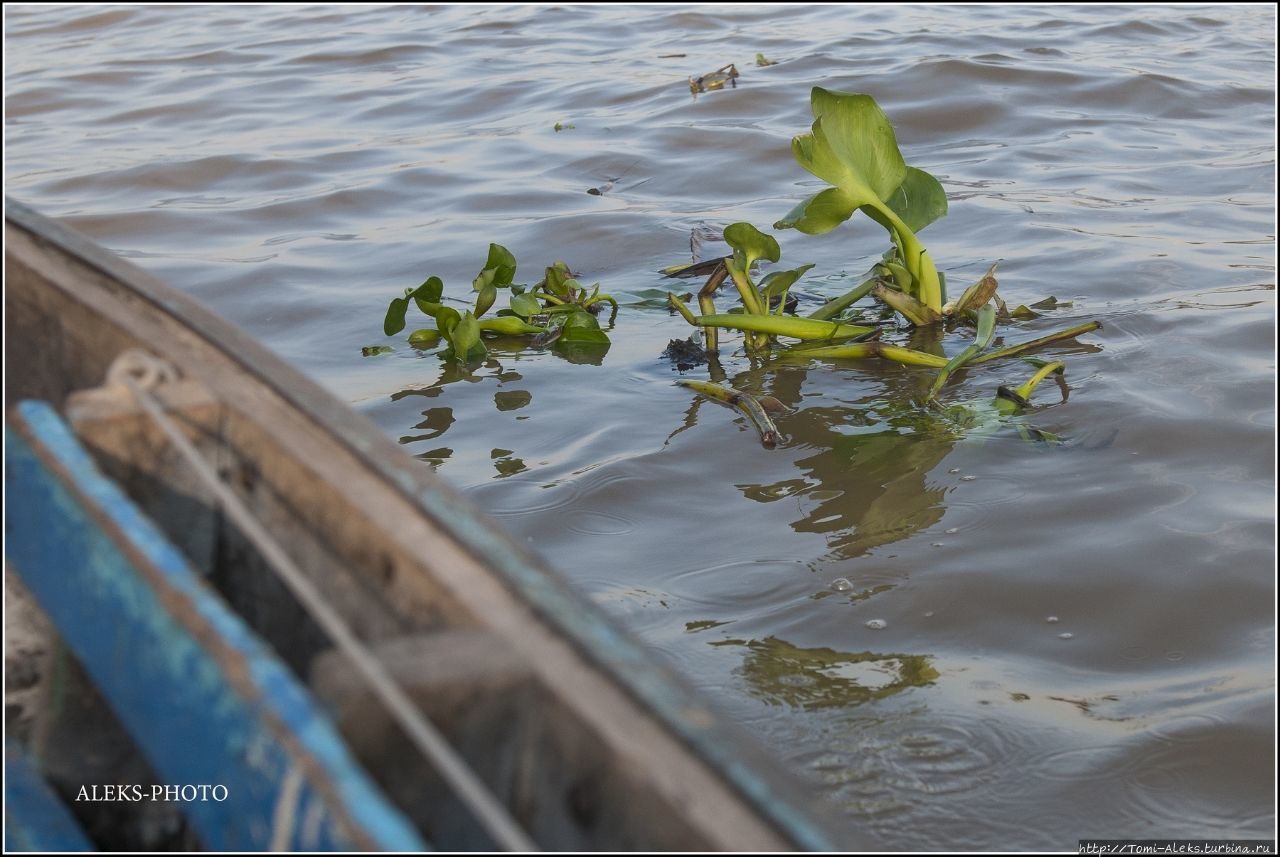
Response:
[6, 5, 1275, 849]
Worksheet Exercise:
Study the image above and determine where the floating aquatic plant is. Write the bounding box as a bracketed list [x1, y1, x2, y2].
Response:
[376, 245, 615, 363]
[660, 87, 1102, 442]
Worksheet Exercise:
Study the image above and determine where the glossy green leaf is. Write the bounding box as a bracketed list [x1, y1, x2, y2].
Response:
[475, 282, 497, 317]
[795, 88, 906, 208]
[476, 316, 546, 336]
[384, 296, 410, 336]
[510, 292, 542, 318]
[447, 311, 486, 361]
[773, 188, 857, 235]
[543, 262, 573, 299]
[407, 328, 442, 347]
[556, 310, 610, 345]
[885, 166, 948, 234]
[760, 264, 815, 298]
[723, 222, 781, 273]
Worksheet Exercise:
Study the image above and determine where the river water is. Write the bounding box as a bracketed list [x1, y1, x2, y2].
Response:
[6, 4, 1275, 849]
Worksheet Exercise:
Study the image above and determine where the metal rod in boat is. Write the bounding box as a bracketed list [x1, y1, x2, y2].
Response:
[110, 351, 537, 852]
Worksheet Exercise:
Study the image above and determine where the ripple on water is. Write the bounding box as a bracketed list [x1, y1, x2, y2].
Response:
[463, 476, 581, 517]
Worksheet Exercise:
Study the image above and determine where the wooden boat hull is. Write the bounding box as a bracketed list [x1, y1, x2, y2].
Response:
[4, 199, 851, 851]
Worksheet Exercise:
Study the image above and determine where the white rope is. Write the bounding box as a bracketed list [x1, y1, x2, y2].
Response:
[107, 349, 536, 852]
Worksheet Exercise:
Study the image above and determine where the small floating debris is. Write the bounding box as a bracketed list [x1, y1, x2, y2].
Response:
[360, 345, 394, 357]
[1046, 615, 1060, 624]
[865, 619, 887, 630]
[587, 161, 646, 196]
[553, 121, 575, 132]
[960, 475, 977, 482]
[661, 336, 708, 371]
[689, 63, 738, 94]
[945, 527, 960, 535]
[831, 578, 853, 592]
[755, 53, 777, 67]
[658, 53, 687, 59]
[1058, 632, 1074, 640]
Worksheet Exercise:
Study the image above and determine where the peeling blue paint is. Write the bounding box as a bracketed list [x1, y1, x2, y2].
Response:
[5, 401, 426, 852]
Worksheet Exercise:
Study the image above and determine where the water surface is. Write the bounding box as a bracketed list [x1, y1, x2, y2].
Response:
[6, 4, 1275, 849]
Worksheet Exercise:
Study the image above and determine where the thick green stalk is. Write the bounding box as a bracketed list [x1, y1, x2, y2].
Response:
[791, 341, 950, 367]
[871, 202, 942, 312]
[723, 256, 769, 350]
[971, 321, 1102, 364]
[692, 314, 875, 342]
[808, 275, 879, 321]
[676, 380, 780, 448]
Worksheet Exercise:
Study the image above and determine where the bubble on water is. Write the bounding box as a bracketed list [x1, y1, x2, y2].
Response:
[945, 527, 960, 535]
[960, 475, 977, 482]
[1046, 615, 1060, 623]
[866, 618, 888, 630]
[1058, 632, 1074, 640]
[831, 577, 854, 592]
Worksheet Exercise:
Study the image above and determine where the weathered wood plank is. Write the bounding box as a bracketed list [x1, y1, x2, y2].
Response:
[5, 400, 425, 852]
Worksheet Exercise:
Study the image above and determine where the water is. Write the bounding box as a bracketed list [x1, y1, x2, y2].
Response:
[6, 4, 1275, 848]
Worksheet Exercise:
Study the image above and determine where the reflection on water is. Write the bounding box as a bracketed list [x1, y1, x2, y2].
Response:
[714, 636, 939, 710]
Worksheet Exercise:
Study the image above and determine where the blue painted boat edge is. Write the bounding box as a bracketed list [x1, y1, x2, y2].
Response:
[4, 742, 94, 853]
[5, 400, 428, 852]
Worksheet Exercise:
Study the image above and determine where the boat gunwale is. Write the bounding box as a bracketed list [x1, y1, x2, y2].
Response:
[4, 197, 846, 852]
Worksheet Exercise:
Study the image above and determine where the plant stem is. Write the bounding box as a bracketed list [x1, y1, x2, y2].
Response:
[971, 321, 1102, 364]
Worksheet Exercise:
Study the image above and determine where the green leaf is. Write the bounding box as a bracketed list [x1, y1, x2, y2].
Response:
[785, 87, 945, 311]
[361, 345, 394, 356]
[543, 262, 573, 299]
[760, 264, 815, 298]
[885, 166, 948, 234]
[407, 328, 442, 347]
[411, 276, 445, 315]
[773, 188, 858, 235]
[475, 282, 497, 317]
[795, 88, 906, 209]
[433, 305, 461, 336]
[723, 222, 781, 272]
[447, 311, 486, 361]
[384, 296, 410, 336]
[556, 310, 610, 345]
[510, 292, 542, 318]
[483, 244, 517, 286]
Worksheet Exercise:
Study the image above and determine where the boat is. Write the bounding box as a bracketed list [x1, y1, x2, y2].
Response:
[3, 199, 851, 851]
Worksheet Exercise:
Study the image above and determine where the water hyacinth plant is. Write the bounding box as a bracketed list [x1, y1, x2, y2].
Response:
[669, 86, 1101, 425]
[377, 244, 615, 363]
